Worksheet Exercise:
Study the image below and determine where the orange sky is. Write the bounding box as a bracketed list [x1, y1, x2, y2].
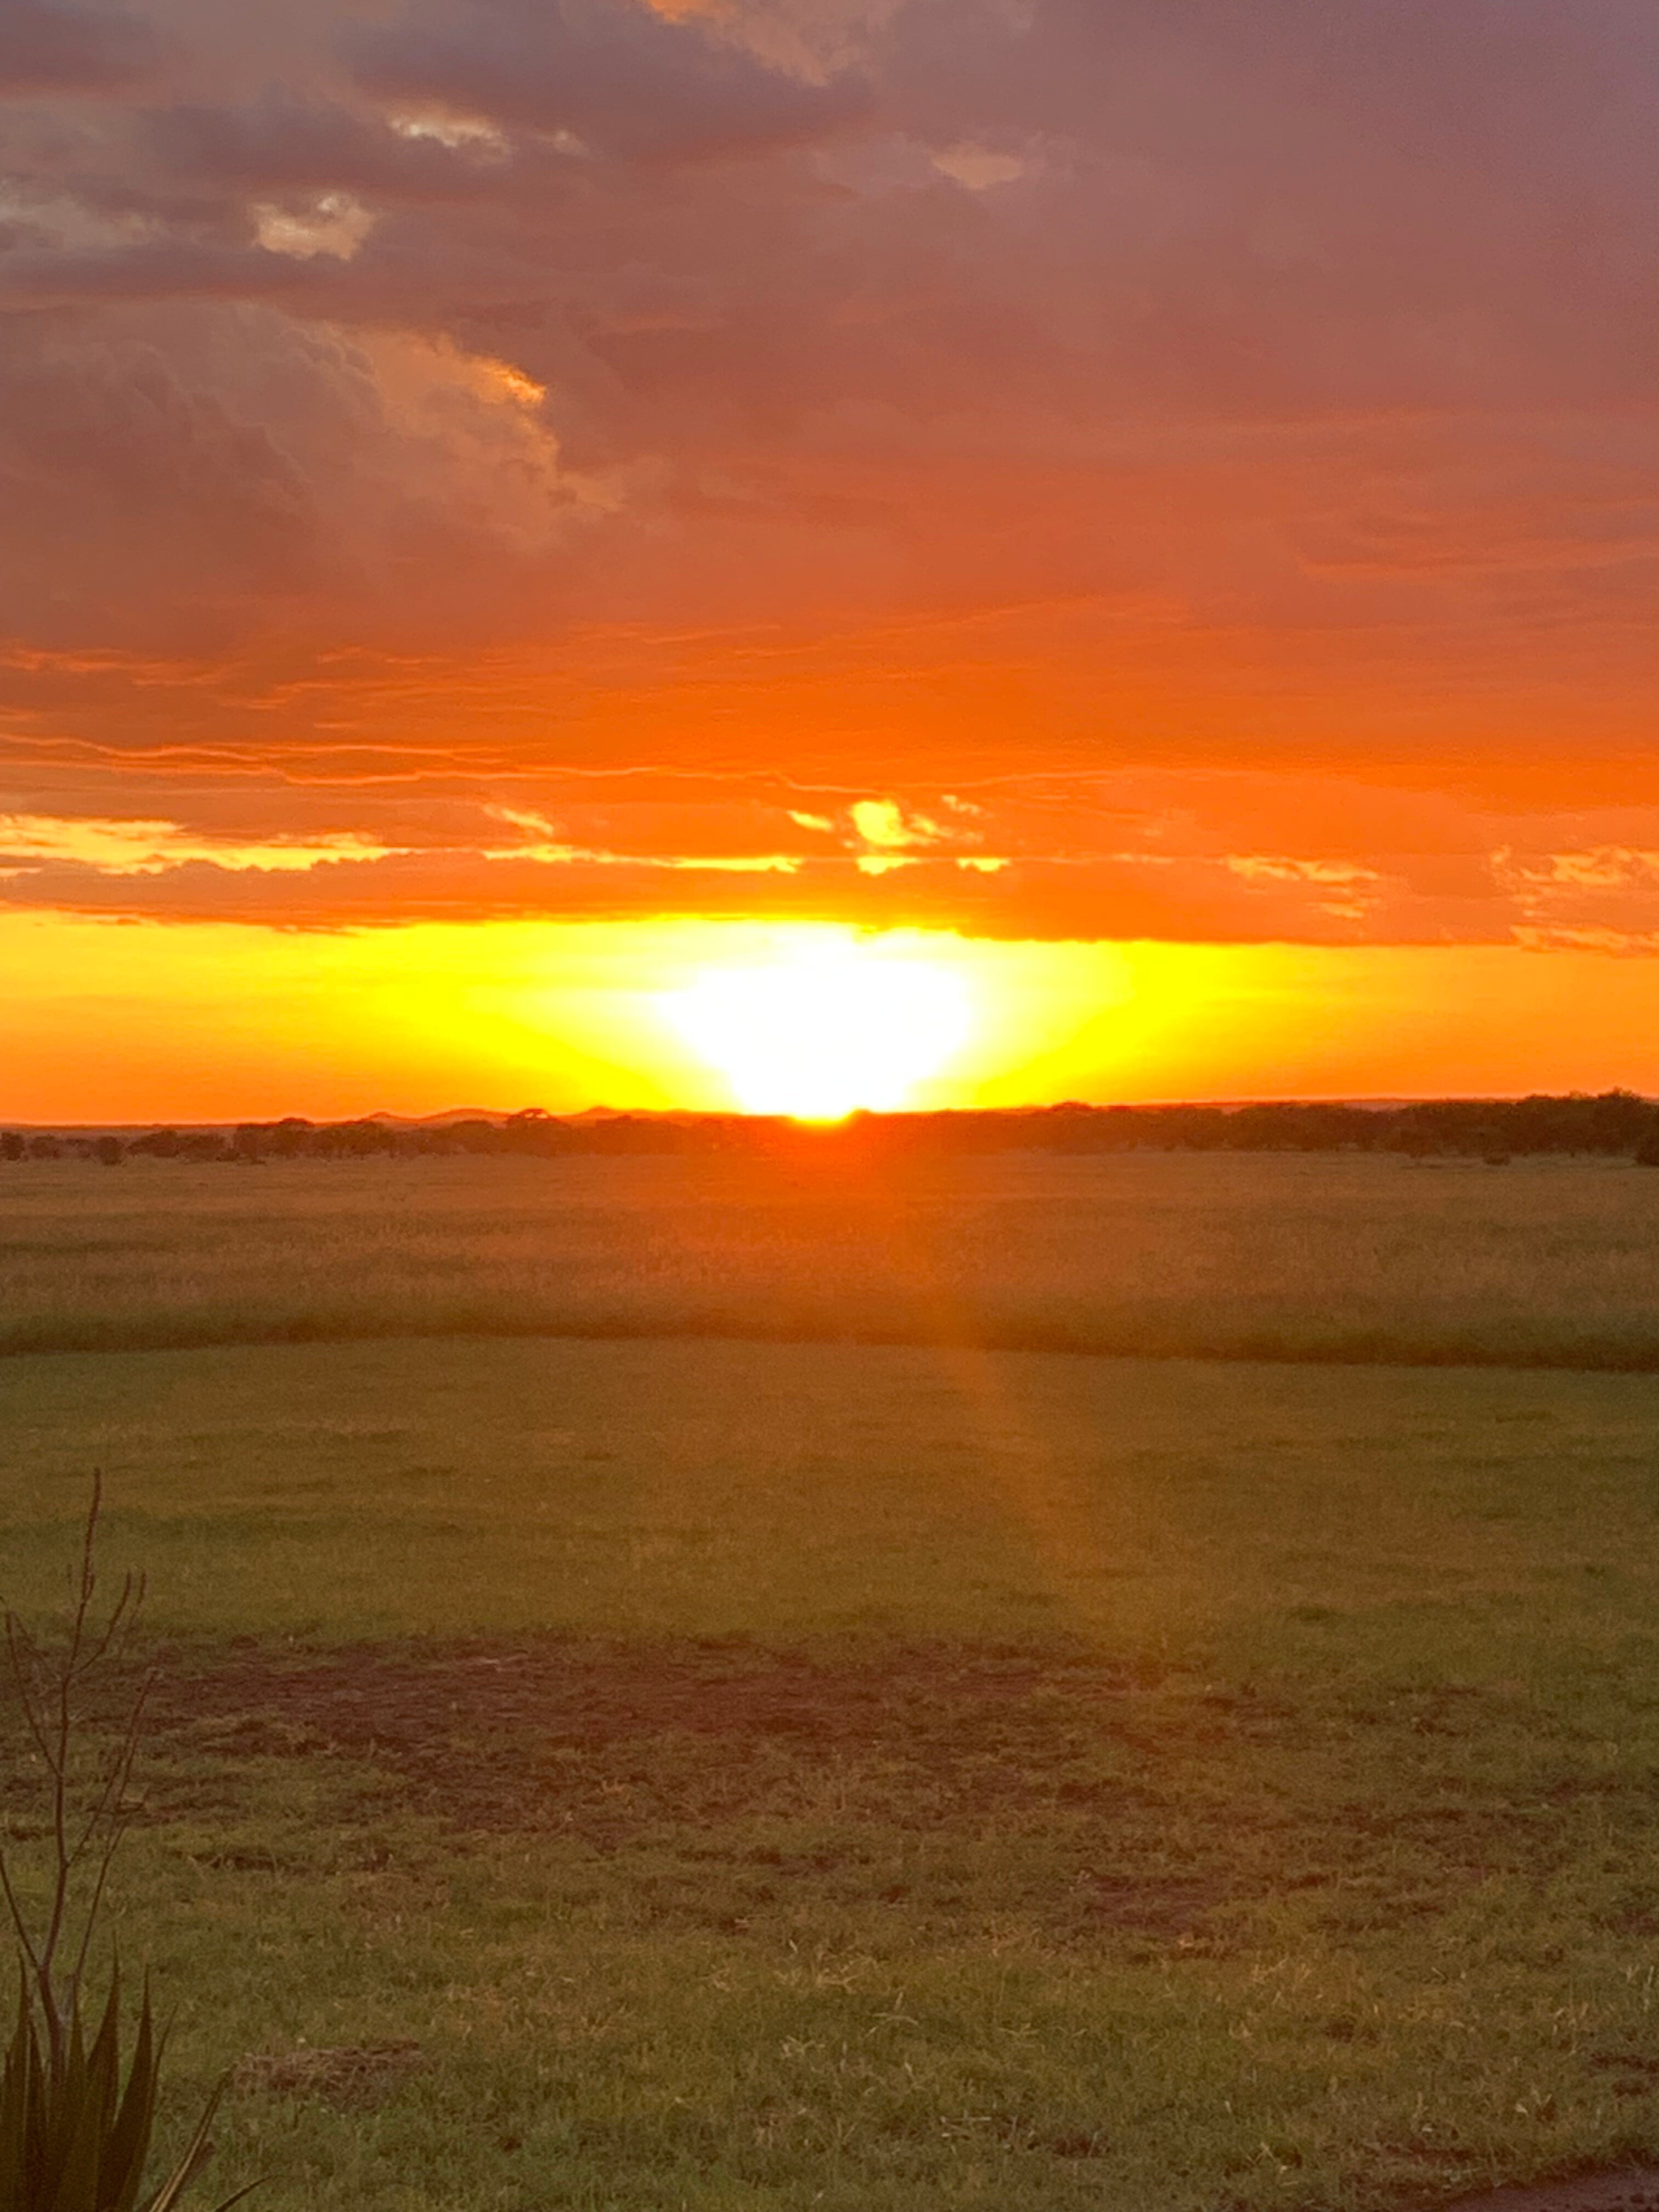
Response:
[3, 0, 1657, 1113]
[7, 912, 1659, 1124]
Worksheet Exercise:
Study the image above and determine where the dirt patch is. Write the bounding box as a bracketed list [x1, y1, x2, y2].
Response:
[125, 1635, 1265, 1946]
[1442, 2173, 1659, 2212]
[105, 1632, 1623, 1956]
[234, 2041, 424, 2109]
[143, 1636, 1173, 1836]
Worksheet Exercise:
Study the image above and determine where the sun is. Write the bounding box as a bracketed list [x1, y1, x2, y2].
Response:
[662, 934, 974, 1119]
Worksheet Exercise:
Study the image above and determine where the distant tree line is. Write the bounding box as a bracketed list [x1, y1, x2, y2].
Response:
[6, 1091, 1659, 1165]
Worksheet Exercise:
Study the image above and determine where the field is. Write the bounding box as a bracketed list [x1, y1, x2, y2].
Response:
[5, 1150, 1659, 1370]
[3, 1156, 1659, 2210]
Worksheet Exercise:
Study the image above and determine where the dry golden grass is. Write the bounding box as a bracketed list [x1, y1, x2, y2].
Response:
[2, 1150, 1657, 1369]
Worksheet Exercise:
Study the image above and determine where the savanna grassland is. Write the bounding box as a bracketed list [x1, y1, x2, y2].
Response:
[4, 1155, 1659, 2211]
[5, 1150, 1659, 1369]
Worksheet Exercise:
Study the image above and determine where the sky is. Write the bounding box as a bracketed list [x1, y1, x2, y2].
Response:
[4, 0, 1659, 1115]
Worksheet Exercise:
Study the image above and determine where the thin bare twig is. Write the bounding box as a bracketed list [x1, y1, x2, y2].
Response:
[0, 1471, 154, 2080]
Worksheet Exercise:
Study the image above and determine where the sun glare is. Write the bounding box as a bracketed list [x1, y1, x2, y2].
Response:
[662, 935, 974, 1119]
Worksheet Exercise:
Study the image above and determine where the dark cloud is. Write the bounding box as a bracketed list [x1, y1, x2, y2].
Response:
[0, 0, 159, 94]
[133, 85, 518, 203]
[0, 303, 603, 650]
[0, 239, 315, 306]
[345, 0, 866, 162]
[0, 314, 322, 645]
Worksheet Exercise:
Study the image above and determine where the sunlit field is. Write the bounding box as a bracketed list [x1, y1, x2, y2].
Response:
[5, 1150, 1659, 1369]
[4, 1160, 1659, 2209]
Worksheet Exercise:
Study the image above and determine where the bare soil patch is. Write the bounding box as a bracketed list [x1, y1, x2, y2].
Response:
[144, 1635, 1176, 1835]
[234, 2041, 425, 2110]
[125, 1632, 1617, 1960]
[1445, 2175, 1659, 2212]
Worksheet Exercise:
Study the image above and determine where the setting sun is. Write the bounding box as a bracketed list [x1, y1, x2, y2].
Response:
[661, 934, 974, 1119]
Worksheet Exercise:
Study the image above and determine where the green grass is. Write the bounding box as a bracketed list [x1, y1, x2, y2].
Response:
[4, 1330, 1659, 2209]
[1, 1333, 1655, 1644]
[5, 1150, 1659, 1369]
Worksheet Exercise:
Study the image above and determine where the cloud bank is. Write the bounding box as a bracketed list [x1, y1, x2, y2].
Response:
[5, 0, 1659, 941]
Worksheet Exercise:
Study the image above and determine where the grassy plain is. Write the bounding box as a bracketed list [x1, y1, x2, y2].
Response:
[4, 1150, 1659, 1369]
[3, 1158, 1659, 2210]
